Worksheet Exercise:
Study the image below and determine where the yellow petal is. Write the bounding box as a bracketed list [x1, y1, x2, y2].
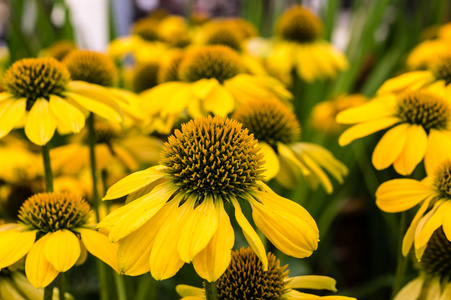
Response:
[338, 117, 400, 146]
[402, 196, 432, 256]
[0, 229, 36, 269]
[377, 71, 433, 95]
[393, 276, 424, 300]
[415, 201, 450, 249]
[287, 275, 337, 292]
[275, 143, 307, 189]
[49, 95, 85, 134]
[372, 124, 408, 170]
[230, 196, 268, 270]
[202, 84, 234, 116]
[336, 95, 397, 124]
[10, 272, 44, 300]
[103, 166, 166, 200]
[426, 276, 441, 300]
[0, 98, 26, 139]
[393, 125, 427, 176]
[140, 82, 187, 114]
[44, 229, 80, 272]
[424, 129, 451, 176]
[375, 179, 432, 213]
[193, 200, 234, 282]
[443, 206, 451, 242]
[79, 228, 119, 272]
[165, 85, 193, 115]
[192, 78, 218, 100]
[178, 196, 218, 263]
[117, 199, 179, 276]
[176, 285, 205, 297]
[250, 191, 319, 258]
[439, 282, 451, 300]
[25, 99, 57, 145]
[66, 91, 123, 123]
[0, 277, 30, 299]
[260, 142, 280, 181]
[25, 234, 59, 288]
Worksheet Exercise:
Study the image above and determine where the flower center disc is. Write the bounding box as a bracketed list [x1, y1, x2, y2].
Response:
[132, 18, 160, 42]
[18, 192, 91, 233]
[132, 61, 160, 93]
[178, 46, 244, 83]
[158, 52, 184, 83]
[429, 54, 451, 85]
[216, 247, 288, 300]
[277, 5, 323, 43]
[233, 99, 301, 148]
[397, 91, 450, 131]
[160, 116, 264, 197]
[204, 26, 243, 52]
[433, 160, 451, 199]
[418, 228, 451, 281]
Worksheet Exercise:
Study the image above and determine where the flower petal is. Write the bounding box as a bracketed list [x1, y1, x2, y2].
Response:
[336, 95, 396, 124]
[66, 91, 123, 123]
[25, 234, 59, 288]
[287, 275, 337, 292]
[25, 99, 57, 145]
[338, 117, 400, 146]
[193, 200, 234, 282]
[393, 125, 427, 176]
[260, 142, 280, 181]
[372, 123, 408, 170]
[393, 276, 424, 300]
[49, 95, 85, 134]
[176, 285, 205, 297]
[415, 201, 451, 249]
[439, 282, 451, 300]
[424, 129, 451, 176]
[202, 84, 234, 116]
[230, 196, 268, 271]
[377, 71, 433, 95]
[402, 196, 433, 256]
[79, 228, 119, 272]
[44, 229, 80, 272]
[0, 98, 26, 139]
[0, 229, 36, 269]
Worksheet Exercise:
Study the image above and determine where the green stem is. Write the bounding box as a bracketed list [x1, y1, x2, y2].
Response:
[43, 283, 54, 300]
[41, 143, 54, 192]
[205, 281, 217, 300]
[113, 273, 128, 300]
[391, 211, 408, 299]
[58, 273, 66, 300]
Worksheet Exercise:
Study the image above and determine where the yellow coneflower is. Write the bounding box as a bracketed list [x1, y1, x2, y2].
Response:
[0, 58, 123, 145]
[41, 40, 77, 62]
[375, 159, 451, 258]
[0, 192, 118, 288]
[177, 247, 356, 300]
[394, 228, 451, 300]
[406, 40, 451, 70]
[157, 15, 191, 48]
[141, 45, 291, 120]
[337, 87, 451, 176]
[267, 5, 348, 83]
[129, 61, 161, 93]
[233, 99, 347, 193]
[98, 116, 319, 282]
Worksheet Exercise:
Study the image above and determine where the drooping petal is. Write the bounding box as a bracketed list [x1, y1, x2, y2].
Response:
[393, 125, 428, 175]
[25, 234, 59, 288]
[393, 276, 424, 300]
[377, 71, 433, 95]
[25, 99, 57, 145]
[372, 124, 408, 170]
[202, 84, 234, 116]
[402, 196, 432, 256]
[44, 229, 80, 272]
[443, 205, 451, 242]
[275, 143, 308, 189]
[338, 117, 400, 146]
[10, 272, 44, 300]
[424, 129, 451, 176]
[439, 282, 451, 300]
[178, 196, 218, 263]
[176, 285, 205, 297]
[375, 179, 433, 213]
[0, 98, 26, 139]
[79, 228, 119, 272]
[336, 95, 397, 124]
[230, 196, 268, 270]
[193, 200, 234, 282]
[259, 142, 280, 181]
[426, 276, 441, 300]
[287, 275, 337, 292]
[250, 191, 319, 258]
[49, 95, 85, 134]
[415, 201, 451, 249]
[0, 229, 36, 269]
[65, 91, 123, 123]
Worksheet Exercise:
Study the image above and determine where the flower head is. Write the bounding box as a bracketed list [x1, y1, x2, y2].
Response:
[41, 40, 77, 61]
[276, 5, 323, 43]
[98, 116, 318, 281]
[0, 192, 118, 288]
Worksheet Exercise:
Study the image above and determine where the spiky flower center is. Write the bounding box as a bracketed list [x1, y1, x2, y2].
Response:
[205, 26, 243, 52]
[158, 53, 184, 84]
[233, 99, 301, 148]
[18, 192, 91, 233]
[429, 55, 451, 84]
[397, 91, 450, 131]
[132, 18, 160, 41]
[160, 116, 264, 198]
[178, 46, 244, 83]
[433, 160, 451, 199]
[3, 58, 70, 110]
[277, 5, 323, 43]
[418, 228, 451, 281]
[45, 40, 76, 61]
[63, 50, 118, 87]
[216, 247, 288, 300]
[131, 61, 160, 93]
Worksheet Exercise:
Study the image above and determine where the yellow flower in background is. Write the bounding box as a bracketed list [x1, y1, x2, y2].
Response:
[98, 116, 318, 282]
[267, 5, 348, 83]
[157, 15, 191, 48]
[41, 40, 77, 61]
[141, 45, 291, 120]
[0, 58, 123, 145]
[394, 228, 451, 300]
[375, 160, 451, 259]
[233, 99, 347, 193]
[176, 247, 356, 300]
[311, 94, 368, 135]
[406, 39, 451, 70]
[0, 192, 118, 288]
[337, 88, 451, 176]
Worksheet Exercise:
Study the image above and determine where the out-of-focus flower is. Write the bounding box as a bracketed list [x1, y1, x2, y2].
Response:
[337, 87, 451, 176]
[157, 15, 191, 48]
[98, 116, 318, 282]
[233, 99, 347, 192]
[177, 247, 356, 300]
[311, 94, 368, 135]
[394, 228, 451, 300]
[0, 192, 118, 288]
[376, 160, 451, 259]
[0, 58, 123, 145]
[406, 39, 451, 70]
[41, 40, 77, 61]
[267, 5, 348, 83]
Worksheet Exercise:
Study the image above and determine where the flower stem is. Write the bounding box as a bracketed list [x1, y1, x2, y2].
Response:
[391, 211, 408, 299]
[113, 273, 128, 300]
[58, 272, 66, 300]
[205, 281, 217, 300]
[43, 283, 54, 300]
[41, 143, 53, 192]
